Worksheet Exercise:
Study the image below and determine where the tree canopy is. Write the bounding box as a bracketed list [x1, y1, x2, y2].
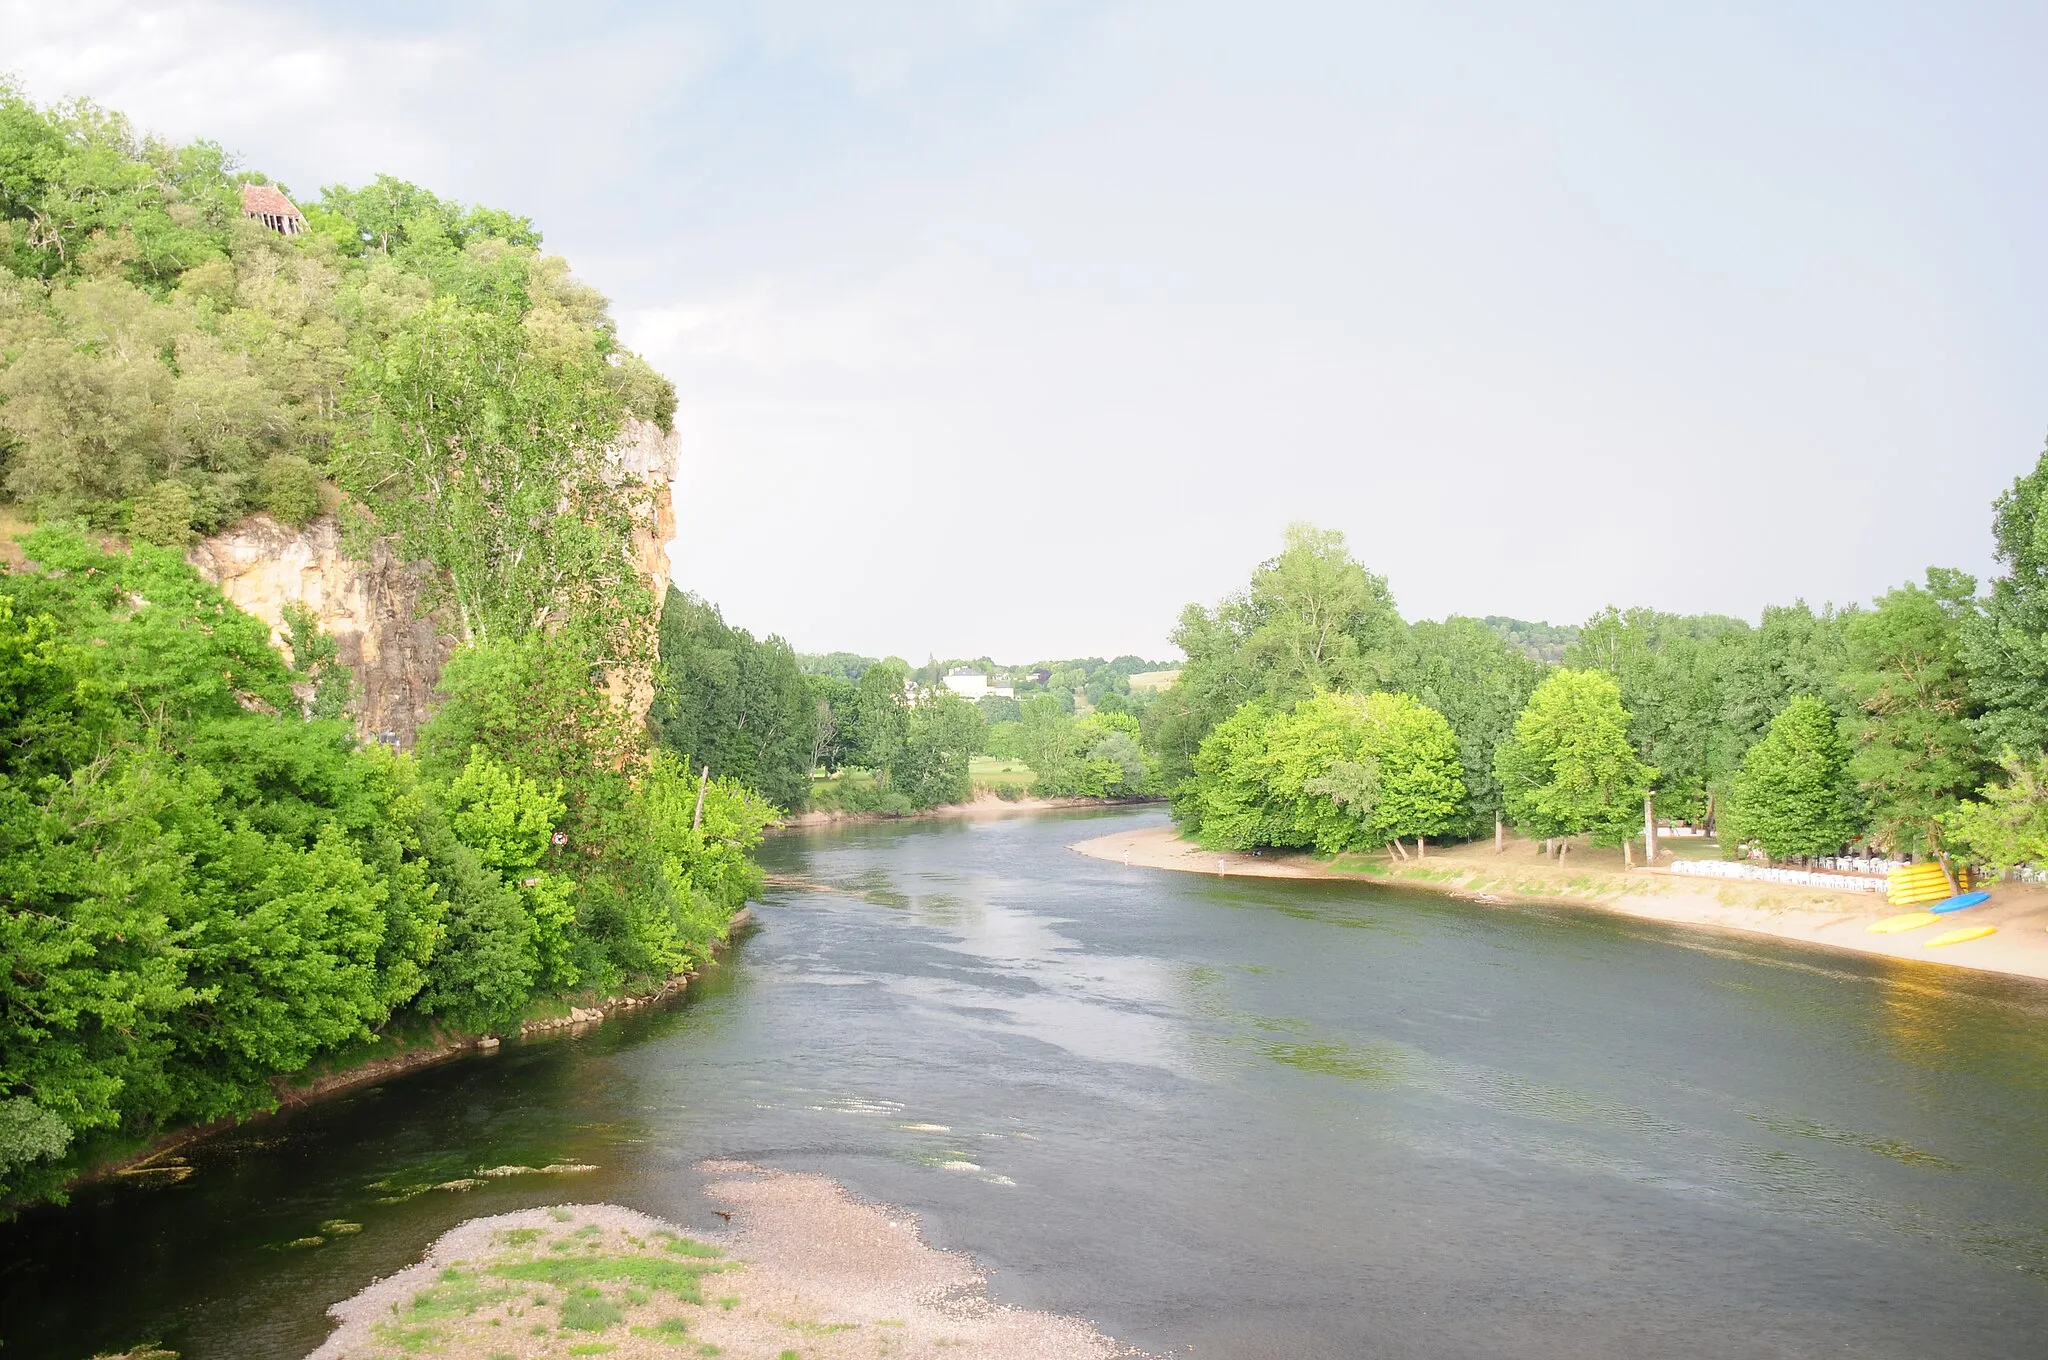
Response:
[1494, 669, 1655, 844]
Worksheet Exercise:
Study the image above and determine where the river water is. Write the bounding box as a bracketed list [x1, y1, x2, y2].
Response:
[4, 808, 2048, 1359]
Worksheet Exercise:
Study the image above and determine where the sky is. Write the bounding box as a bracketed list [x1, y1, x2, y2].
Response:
[6, 1, 2046, 661]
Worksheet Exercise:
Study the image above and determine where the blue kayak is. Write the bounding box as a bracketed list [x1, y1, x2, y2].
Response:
[1930, 890, 1990, 915]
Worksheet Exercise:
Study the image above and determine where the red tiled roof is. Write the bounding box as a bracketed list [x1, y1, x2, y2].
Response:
[240, 183, 303, 219]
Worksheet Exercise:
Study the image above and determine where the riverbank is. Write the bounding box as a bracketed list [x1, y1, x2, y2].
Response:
[1074, 824, 2048, 983]
[777, 790, 1160, 829]
[71, 910, 755, 1197]
[306, 1162, 1129, 1360]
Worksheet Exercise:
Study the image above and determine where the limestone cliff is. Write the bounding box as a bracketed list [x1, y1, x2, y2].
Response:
[187, 419, 680, 748]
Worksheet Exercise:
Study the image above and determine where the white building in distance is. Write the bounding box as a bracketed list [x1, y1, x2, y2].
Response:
[942, 668, 1014, 701]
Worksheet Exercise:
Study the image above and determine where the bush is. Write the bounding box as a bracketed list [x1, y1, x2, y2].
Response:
[261, 454, 324, 528]
[129, 481, 195, 547]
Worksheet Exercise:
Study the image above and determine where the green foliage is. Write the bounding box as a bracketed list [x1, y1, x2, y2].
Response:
[1945, 753, 2048, 872]
[261, 453, 323, 527]
[894, 694, 984, 808]
[0, 531, 453, 1206]
[0, 91, 743, 1220]
[0, 533, 763, 1213]
[651, 589, 816, 811]
[1147, 523, 1402, 796]
[1722, 696, 1861, 861]
[0, 84, 672, 544]
[1387, 618, 1543, 834]
[335, 296, 647, 654]
[1564, 607, 1749, 821]
[281, 602, 353, 721]
[128, 480, 195, 547]
[1838, 570, 1986, 856]
[1182, 692, 1465, 852]
[1963, 440, 2048, 757]
[1495, 669, 1655, 843]
[1009, 703, 1148, 798]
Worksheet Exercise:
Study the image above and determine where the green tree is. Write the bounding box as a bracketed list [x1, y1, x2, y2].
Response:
[846, 659, 911, 775]
[1566, 607, 1747, 821]
[1185, 702, 1291, 849]
[893, 693, 983, 807]
[1945, 753, 2048, 872]
[651, 588, 817, 811]
[335, 297, 650, 654]
[1388, 617, 1543, 835]
[1962, 440, 2048, 756]
[1495, 668, 1655, 847]
[1267, 692, 1465, 852]
[444, 751, 576, 989]
[1147, 523, 1401, 794]
[260, 453, 323, 527]
[1838, 570, 1985, 857]
[1722, 696, 1862, 861]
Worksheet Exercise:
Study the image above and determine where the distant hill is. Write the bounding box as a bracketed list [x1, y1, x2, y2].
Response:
[1472, 616, 1580, 665]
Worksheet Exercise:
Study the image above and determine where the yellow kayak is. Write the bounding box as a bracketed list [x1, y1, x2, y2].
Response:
[1924, 925, 1997, 948]
[1868, 911, 1941, 934]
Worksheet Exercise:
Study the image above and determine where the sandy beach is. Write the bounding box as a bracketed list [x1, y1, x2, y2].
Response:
[1074, 823, 2048, 984]
[306, 1162, 1131, 1360]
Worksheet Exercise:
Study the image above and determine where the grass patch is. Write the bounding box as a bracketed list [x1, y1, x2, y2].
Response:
[370, 1321, 445, 1355]
[631, 1316, 692, 1346]
[567, 1344, 617, 1356]
[663, 1236, 724, 1259]
[407, 1267, 516, 1322]
[786, 1319, 857, 1335]
[493, 1253, 726, 1305]
[559, 1285, 624, 1332]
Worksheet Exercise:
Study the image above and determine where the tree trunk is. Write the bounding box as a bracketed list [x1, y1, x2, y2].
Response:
[1644, 794, 1658, 864]
[1543, 838, 1553, 859]
[692, 763, 710, 831]
[1623, 837, 1634, 870]
[1416, 836, 1426, 860]
[1390, 839, 1408, 861]
[1559, 840, 1569, 865]
[1495, 813, 1505, 854]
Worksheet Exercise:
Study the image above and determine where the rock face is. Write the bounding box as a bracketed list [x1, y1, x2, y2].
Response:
[187, 419, 679, 748]
[608, 418, 683, 729]
[187, 514, 456, 748]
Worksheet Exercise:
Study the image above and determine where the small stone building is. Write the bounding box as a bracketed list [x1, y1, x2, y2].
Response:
[241, 183, 305, 235]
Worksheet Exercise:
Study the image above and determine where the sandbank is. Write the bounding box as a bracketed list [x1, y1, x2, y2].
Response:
[306, 1161, 1132, 1360]
[1074, 824, 2048, 985]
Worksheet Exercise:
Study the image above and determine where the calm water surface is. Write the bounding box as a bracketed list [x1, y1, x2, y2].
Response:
[5, 808, 2048, 1358]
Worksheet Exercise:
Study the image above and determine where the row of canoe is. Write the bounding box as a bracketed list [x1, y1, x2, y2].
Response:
[1868, 891, 1997, 947]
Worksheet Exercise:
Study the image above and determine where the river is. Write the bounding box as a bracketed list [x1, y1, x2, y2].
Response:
[4, 808, 2047, 1358]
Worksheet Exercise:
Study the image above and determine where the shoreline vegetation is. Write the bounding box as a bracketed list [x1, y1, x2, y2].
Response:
[0, 89, 771, 1218]
[304, 1162, 1127, 1360]
[75, 910, 752, 1197]
[1073, 824, 2048, 984]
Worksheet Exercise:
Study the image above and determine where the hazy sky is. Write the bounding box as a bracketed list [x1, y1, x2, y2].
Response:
[7, 2, 2046, 660]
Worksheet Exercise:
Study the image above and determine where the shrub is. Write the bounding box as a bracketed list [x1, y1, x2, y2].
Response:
[261, 454, 324, 528]
[129, 481, 195, 547]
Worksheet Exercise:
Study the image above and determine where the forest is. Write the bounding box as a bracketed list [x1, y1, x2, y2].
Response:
[1148, 462, 2048, 881]
[0, 88, 765, 1211]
